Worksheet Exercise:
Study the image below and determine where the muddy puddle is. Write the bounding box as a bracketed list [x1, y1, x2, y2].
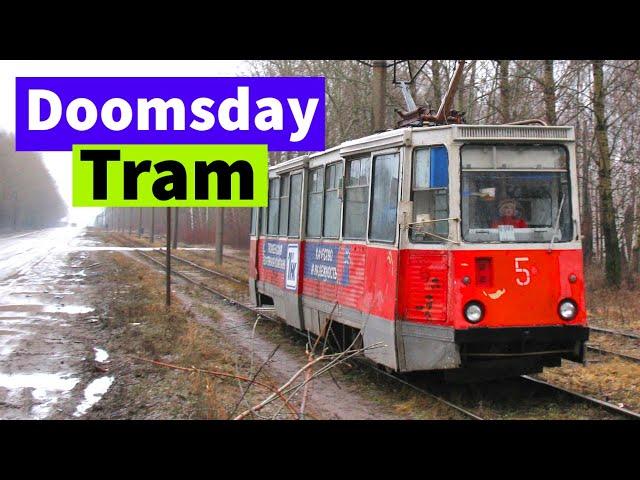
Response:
[0, 228, 114, 419]
[74, 376, 114, 417]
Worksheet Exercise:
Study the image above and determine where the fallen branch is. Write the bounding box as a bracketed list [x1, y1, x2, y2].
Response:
[129, 355, 299, 418]
[235, 355, 327, 420]
[228, 344, 280, 419]
[237, 342, 383, 420]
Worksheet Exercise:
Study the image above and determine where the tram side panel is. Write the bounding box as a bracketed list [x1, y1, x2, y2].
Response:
[301, 241, 400, 369]
[253, 237, 401, 370]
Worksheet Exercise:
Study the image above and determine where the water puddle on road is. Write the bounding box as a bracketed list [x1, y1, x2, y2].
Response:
[0, 327, 26, 356]
[0, 372, 80, 419]
[94, 347, 109, 363]
[73, 376, 114, 417]
[0, 304, 95, 315]
[66, 246, 218, 252]
[43, 305, 95, 314]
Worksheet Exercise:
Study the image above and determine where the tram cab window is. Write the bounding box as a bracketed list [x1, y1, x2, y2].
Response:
[323, 162, 343, 238]
[306, 167, 324, 237]
[410, 147, 450, 243]
[267, 178, 280, 235]
[461, 144, 573, 243]
[369, 153, 400, 243]
[278, 174, 290, 236]
[288, 173, 303, 237]
[344, 156, 370, 239]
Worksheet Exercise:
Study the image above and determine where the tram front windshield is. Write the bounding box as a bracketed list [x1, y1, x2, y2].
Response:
[461, 144, 573, 243]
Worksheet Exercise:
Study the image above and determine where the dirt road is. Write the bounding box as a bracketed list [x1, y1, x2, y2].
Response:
[0, 227, 112, 419]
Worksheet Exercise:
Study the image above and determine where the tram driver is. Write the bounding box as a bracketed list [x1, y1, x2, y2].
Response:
[491, 199, 528, 228]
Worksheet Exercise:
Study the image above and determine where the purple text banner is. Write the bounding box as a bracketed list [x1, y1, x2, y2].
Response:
[16, 77, 325, 152]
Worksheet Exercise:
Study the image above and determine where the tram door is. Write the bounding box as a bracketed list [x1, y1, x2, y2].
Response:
[281, 170, 305, 329]
[248, 207, 260, 306]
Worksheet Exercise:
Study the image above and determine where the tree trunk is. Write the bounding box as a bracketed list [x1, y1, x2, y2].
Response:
[581, 147, 594, 265]
[456, 61, 465, 113]
[431, 60, 442, 110]
[543, 60, 557, 125]
[150, 207, 155, 243]
[592, 60, 622, 287]
[466, 61, 477, 122]
[623, 202, 634, 274]
[372, 60, 387, 132]
[215, 208, 223, 265]
[633, 190, 640, 273]
[499, 60, 511, 123]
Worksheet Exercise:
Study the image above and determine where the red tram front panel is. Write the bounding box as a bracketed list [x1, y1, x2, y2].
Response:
[397, 248, 586, 329]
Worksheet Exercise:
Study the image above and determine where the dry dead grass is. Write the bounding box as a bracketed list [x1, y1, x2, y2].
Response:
[585, 265, 640, 332]
[540, 358, 640, 412]
[103, 231, 250, 285]
[94, 250, 286, 419]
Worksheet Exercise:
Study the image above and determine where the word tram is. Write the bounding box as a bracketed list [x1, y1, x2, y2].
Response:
[72, 144, 269, 207]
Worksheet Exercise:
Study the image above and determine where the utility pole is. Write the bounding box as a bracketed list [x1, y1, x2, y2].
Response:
[215, 207, 223, 265]
[150, 207, 155, 243]
[166, 207, 172, 307]
[172, 207, 179, 249]
[372, 60, 387, 133]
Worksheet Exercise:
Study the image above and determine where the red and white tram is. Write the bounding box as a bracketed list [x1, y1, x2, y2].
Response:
[248, 124, 588, 380]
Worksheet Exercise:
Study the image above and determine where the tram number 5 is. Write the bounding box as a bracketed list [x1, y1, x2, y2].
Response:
[515, 257, 531, 286]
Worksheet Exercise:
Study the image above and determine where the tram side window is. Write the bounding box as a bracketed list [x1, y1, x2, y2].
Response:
[323, 162, 343, 238]
[343, 156, 370, 239]
[267, 178, 280, 235]
[306, 167, 324, 237]
[410, 147, 449, 243]
[278, 174, 290, 236]
[369, 153, 400, 243]
[288, 173, 303, 237]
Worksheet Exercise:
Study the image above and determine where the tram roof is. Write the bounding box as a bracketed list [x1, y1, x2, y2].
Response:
[269, 124, 575, 174]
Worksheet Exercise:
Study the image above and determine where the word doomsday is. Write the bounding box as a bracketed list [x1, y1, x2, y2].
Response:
[16, 77, 326, 151]
[72, 145, 269, 207]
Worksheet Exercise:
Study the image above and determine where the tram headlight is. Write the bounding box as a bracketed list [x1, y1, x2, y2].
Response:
[464, 301, 484, 323]
[558, 299, 578, 320]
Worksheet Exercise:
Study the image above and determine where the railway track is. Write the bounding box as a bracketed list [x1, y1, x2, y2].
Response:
[123, 243, 640, 420]
[107, 231, 248, 268]
[521, 375, 640, 419]
[590, 325, 640, 340]
[586, 344, 640, 363]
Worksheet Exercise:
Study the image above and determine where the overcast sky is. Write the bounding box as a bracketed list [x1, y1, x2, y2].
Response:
[0, 60, 249, 225]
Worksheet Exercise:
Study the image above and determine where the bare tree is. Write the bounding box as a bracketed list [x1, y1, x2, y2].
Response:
[592, 60, 622, 287]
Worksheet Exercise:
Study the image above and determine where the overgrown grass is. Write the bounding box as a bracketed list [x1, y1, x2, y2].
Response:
[585, 264, 640, 331]
[94, 251, 284, 419]
[540, 357, 640, 412]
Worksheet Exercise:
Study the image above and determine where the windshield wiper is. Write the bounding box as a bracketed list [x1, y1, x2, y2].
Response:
[548, 192, 566, 252]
